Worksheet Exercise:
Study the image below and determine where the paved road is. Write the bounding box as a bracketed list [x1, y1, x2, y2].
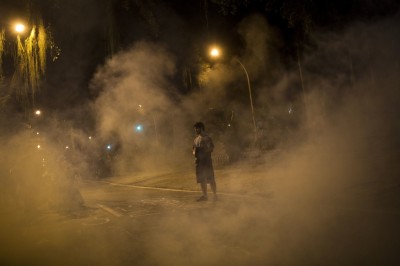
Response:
[0, 179, 263, 266]
[1, 178, 400, 265]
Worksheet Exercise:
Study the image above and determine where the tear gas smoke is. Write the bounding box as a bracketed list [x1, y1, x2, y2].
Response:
[139, 14, 400, 265]
[0, 116, 86, 216]
[90, 41, 188, 174]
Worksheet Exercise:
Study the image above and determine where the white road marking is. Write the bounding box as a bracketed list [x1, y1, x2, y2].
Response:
[102, 181, 199, 193]
[101, 180, 265, 199]
[100, 181, 400, 214]
[97, 204, 123, 217]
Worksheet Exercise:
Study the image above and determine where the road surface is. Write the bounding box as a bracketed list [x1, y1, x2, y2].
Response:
[1, 176, 399, 265]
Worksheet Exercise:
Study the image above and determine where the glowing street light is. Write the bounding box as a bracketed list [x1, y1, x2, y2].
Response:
[209, 46, 257, 140]
[14, 23, 26, 34]
[35, 109, 41, 116]
[210, 47, 220, 58]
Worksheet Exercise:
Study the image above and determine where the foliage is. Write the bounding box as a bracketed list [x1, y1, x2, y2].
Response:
[11, 22, 47, 106]
[0, 16, 59, 110]
[210, 0, 250, 15]
[0, 30, 4, 79]
[210, 0, 400, 43]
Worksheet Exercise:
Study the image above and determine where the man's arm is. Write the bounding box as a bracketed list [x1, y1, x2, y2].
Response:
[204, 136, 214, 153]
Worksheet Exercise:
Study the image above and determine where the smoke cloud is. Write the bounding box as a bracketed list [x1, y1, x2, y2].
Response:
[84, 13, 400, 264]
[90, 41, 187, 173]
[1, 8, 399, 266]
[134, 13, 400, 265]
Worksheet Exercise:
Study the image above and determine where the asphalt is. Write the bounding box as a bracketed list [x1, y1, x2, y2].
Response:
[97, 158, 400, 207]
[2, 160, 400, 265]
[99, 163, 274, 199]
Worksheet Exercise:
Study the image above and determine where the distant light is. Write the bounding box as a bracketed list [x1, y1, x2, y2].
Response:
[37, 145, 41, 149]
[15, 23, 25, 33]
[135, 124, 143, 132]
[65, 146, 69, 149]
[210, 47, 220, 57]
[138, 105, 144, 114]
[36, 132, 40, 135]
[107, 144, 112, 150]
[88, 136, 92, 140]
[35, 110, 41, 116]
[288, 106, 293, 114]
[227, 123, 231, 127]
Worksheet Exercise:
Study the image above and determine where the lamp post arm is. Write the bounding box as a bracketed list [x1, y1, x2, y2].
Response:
[234, 58, 257, 135]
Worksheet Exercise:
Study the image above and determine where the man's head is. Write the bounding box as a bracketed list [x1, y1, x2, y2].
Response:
[194, 122, 205, 134]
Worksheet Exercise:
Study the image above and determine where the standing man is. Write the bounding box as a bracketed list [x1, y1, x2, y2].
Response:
[193, 122, 217, 201]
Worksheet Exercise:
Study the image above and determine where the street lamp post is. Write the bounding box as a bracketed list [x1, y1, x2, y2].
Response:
[209, 47, 257, 142]
[233, 58, 257, 138]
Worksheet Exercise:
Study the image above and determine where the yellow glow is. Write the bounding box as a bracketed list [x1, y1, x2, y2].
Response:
[35, 110, 41, 115]
[15, 23, 25, 33]
[210, 47, 220, 57]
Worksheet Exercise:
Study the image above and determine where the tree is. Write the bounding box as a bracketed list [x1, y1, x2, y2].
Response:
[0, 0, 59, 111]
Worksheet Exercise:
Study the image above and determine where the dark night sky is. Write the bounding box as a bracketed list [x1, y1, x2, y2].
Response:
[1, 0, 399, 112]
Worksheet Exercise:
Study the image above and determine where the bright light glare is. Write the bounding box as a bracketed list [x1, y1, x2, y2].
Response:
[135, 125, 143, 132]
[288, 105, 293, 114]
[210, 47, 220, 57]
[15, 23, 25, 33]
[35, 110, 41, 116]
[107, 145, 112, 150]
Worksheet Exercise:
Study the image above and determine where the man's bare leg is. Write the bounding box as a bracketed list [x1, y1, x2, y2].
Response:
[197, 182, 208, 201]
[210, 181, 217, 200]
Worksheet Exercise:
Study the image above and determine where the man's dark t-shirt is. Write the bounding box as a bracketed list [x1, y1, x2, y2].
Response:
[193, 134, 215, 183]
